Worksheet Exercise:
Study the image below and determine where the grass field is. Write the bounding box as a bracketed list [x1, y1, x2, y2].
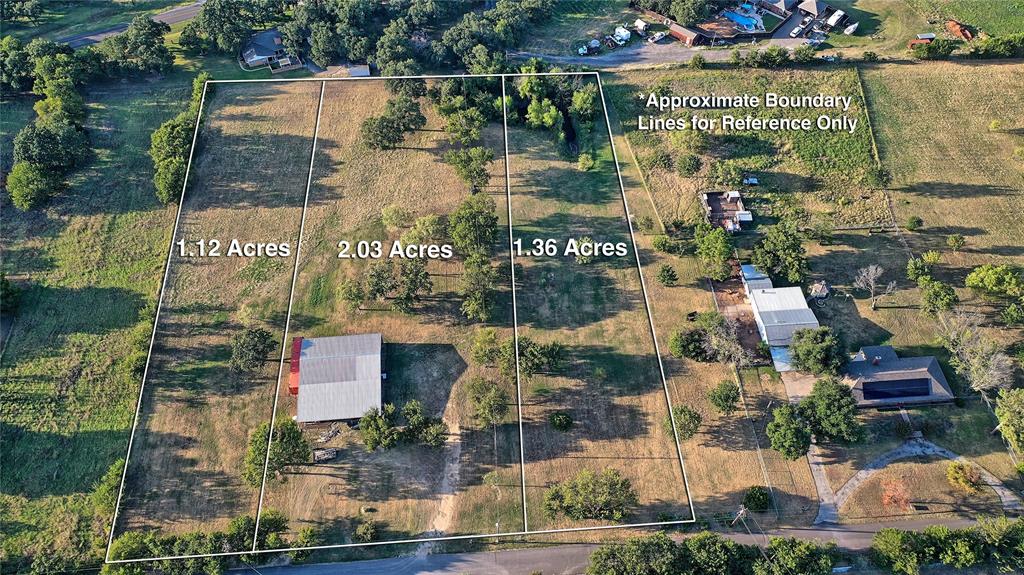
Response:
[2, 0, 191, 42]
[517, 0, 635, 55]
[257, 79, 524, 553]
[905, 0, 1024, 37]
[506, 75, 692, 531]
[112, 81, 322, 544]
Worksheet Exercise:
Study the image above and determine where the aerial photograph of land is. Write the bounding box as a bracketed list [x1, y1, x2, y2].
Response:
[1, 1, 1022, 574]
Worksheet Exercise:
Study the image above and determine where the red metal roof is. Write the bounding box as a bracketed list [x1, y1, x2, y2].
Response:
[288, 336, 302, 395]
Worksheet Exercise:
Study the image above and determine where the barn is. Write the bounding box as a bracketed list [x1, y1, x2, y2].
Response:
[289, 334, 385, 423]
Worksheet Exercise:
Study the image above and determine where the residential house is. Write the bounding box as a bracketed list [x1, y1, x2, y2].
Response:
[845, 345, 954, 407]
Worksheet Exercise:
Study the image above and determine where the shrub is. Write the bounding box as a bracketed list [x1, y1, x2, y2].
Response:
[905, 257, 930, 281]
[743, 486, 771, 512]
[905, 215, 923, 231]
[471, 328, 500, 364]
[634, 215, 655, 233]
[688, 53, 706, 69]
[946, 234, 966, 252]
[354, 519, 377, 543]
[918, 277, 959, 315]
[381, 204, 412, 229]
[675, 152, 701, 176]
[467, 377, 508, 427]
[230, 327, 276, 372]
[543, 468, 638, 521]
[577, 152, 595, 171]
[638, 149, 672, 172]
[656, 264, 678, 286]
[872, 528, 927, 575]
[651, 234, 685, 256]
[550, 411, 573, 431]
[946, 461, 981, 494]
[668, 329, 713, 362]
[863, 50, 879, 61]
[792, 44, 815, 63]
[663, 404, 701, 440]
[707, 380, 740, 415]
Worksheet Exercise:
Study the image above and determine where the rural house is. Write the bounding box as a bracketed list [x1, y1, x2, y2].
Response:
[241, 29, 302, 72]
[845, 346, 954, 407]
[289, 334, 385, 423]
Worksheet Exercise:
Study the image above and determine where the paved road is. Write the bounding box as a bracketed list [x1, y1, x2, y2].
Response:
[60, 0, 205, 48]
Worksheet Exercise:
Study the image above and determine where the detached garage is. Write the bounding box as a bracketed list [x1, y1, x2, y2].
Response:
[289, 334, 385, 423]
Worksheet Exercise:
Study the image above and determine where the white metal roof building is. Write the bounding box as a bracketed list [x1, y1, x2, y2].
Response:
[748, 287, 820, 347]
[295, 334, 384, 423]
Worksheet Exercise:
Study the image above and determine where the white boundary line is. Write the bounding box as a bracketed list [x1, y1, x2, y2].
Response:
[105, 71, 698, 565]
[500, 76, 530, 533]
[251, 80, 327, 550]
[595, 73, 696, 517]
[104, 81, 209, 563]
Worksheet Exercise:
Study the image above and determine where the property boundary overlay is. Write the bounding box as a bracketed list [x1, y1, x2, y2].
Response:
[105, 72, 695, 566]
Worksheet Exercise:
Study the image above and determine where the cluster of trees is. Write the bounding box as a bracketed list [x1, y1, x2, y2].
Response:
[358, 400, 447, 451]
[493, 334, 566, 383]
[904, 253, 959, 315]
[242, 419, 310, 488]
[668, 311, 748, 367]
[936, 309, 1014, 402]
[449, 193, 500, 321]
[360, 92, 426, 150]
[872, 516, 1024, 574]
[179, 0, 286, 55]
[766, 376, 861, 460]
[104, 510, 321, 573]
[472, 328, 566, 427]
[729, 44, 817, 68]
[664, 403, 702, 441]
[340, 258, 433, 313]
[632, 0, 724, 27]
[587, 531, 836, 575]
[694, 220, 732, 281]
[995, 387, 1024, 456]
[911, 37, 958, 60]
[965, 263, 1024, 326]
[432, 0, 554, 70]
[752, 220, 808, 284]
[509, 64, 601, 157]
[543, 468, 638, 521]
[150, 73, 210, 204]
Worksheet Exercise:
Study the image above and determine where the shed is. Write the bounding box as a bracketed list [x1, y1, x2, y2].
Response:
[669, 23, 704, 46]
[748, 287, 820, 346]
[293, 334, 384, 423]
[915, 32, 937, 40]
[349, 64, 371, 77]
[846, 346, 953, 407]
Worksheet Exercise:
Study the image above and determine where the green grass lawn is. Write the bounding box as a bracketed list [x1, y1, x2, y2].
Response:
[906, 0, 1024, 36]
[517, 0, 635, 55]
[3, 0, 192, 42]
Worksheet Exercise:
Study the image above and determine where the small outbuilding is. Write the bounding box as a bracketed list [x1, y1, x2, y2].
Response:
[846, 346, 954, 407]
[669, 23, 705, 46]
[290, 334, 385, 423]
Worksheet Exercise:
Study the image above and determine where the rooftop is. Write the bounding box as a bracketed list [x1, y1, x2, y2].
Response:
[296, 334, 383, 423]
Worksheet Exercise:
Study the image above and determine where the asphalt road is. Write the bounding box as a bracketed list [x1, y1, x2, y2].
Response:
[60, 0, 205, 48]
[248, 518, 979, 575]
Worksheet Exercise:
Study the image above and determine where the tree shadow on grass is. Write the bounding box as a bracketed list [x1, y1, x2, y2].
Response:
[894, 181, 1017, 199]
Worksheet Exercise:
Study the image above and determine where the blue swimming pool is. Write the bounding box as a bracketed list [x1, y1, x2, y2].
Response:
[724, 10, 758, 30]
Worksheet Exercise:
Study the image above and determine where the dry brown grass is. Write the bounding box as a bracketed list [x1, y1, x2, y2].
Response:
[506, 77, 690, 530]
[259, 79, 524, 547]
[839, 456, 1002, 524]
[117, 82, 323, 535]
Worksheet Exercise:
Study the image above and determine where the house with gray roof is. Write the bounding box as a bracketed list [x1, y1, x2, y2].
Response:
[845, 345, 953, 407]
[241, 28, 301, 71]
[291, 334, 384, 423]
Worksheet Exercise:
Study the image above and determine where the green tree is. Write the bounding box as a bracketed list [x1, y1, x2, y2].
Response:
[402, 214, 445, 244]
[695, 222, 732, 281]
[752, 221, 807, 283]
[663, 404, 701, 441]
[365, 261, 397, 301]
[919, 277, 959, 315]
[0, 36, 34, 92]
[872, 528, 927, 575]
[671, 0, 715, 25]
[338, 278, 365, 311]
[288, 526, 322, 561]
[308, 22, 338, 68]
[444, 146, 494, 189]
[525, 97, 560, 130]
[965, 264, 1023, 298]
[0, 273, 21, 314]
[393, 258, 432, 312]
[946, 234, 966, 252]
[912, 37, 957, 60]
[33, 76, 85, 124]
[230, 327, 276, 371]
[743, 486, 772, 512]
[793, 44, 816, 63]
[921, 249, 942, 266]
[550, 411, 573, 431]
[467, 377, 509, 426]
[544, 468, 638, 521]
[185, 0, 255, 54]
[445, 106, 486, 145]
[449, 193, 498, 255]
[361, 115, 404, 149]
[381, 204, 412, 230]
[996, 388, 1024, 455]
[688, 53, 706, 69]
[586, 532, 684, 575]
[656, 264, 678, 286]
[359, 404, 401, 451]
[242, 419, 309, 487]
[98, 15, 173, 76]
[569, 83, 598, 121]
[6, 160, 59, 210]
[470, 327, 500, 364]
[789, 327, 844, 375]
[354, 519, 378, 542]
[13, 119, 88, 174]
[459, 253, 498, 321]
[385, 95, 426, 132]
[905, 257, 931, 281]
[668, 329, 713, 362]
[754, 537, 834, 575]
[708, 380, 741, 415]
[905, 215, 924, 230]
[799, 377, 861, 442]
[766, 405, 811, 460]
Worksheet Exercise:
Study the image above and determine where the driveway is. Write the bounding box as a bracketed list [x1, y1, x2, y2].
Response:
[60, 0, 205, 48]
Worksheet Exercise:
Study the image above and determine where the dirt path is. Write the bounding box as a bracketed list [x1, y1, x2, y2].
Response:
[415, 421, 462, 557]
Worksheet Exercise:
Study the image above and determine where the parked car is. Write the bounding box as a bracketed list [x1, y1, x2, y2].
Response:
[790, 24, 805, 38]
[648, 31, 666, 43]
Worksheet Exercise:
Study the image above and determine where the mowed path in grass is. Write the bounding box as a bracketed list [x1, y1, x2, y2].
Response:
[259, 79, 524, 552]
[506, 76, 691, 531]
[116, 82, 322, 539]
